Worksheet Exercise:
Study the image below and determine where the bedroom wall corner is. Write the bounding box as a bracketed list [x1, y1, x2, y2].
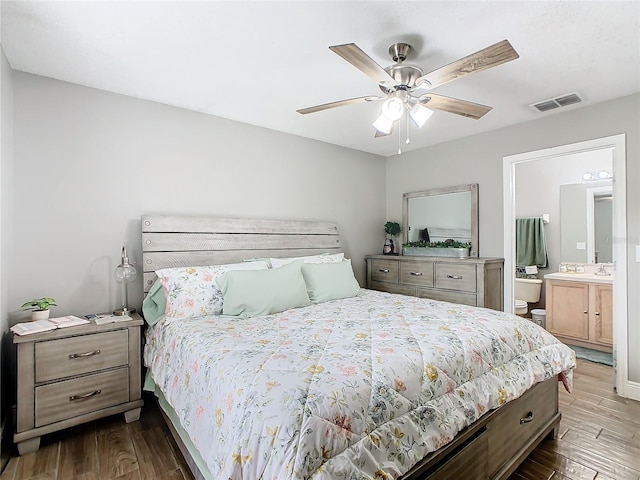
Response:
[10, 73, 386, 321]
[0, 43, 15, 472]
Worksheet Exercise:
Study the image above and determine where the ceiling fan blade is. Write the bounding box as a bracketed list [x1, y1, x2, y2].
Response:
[416, 39, 519, 89]
[329, 43, 396, 84]
[421, 94, 492, 119]
[297, 95, 381, 115]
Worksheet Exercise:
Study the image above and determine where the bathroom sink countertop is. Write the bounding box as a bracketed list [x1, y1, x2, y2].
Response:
[544, 272, 613, 284]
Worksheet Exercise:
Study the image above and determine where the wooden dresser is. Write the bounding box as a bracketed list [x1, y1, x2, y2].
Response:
[13, 315, 144, 455]
[365, 255, 504, 311]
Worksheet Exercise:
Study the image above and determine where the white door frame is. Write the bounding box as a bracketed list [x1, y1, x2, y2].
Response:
[503, 134, 635, 400]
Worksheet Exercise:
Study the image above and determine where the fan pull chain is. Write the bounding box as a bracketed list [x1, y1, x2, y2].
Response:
[406, 112, 411, 145]
[397, 117, 402, 155]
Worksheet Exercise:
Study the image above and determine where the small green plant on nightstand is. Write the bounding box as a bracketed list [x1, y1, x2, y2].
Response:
[21, 297, 57, 320]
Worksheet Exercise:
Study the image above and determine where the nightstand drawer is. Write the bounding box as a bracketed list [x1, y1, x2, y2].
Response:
[435, 264, 477, 292]
[35, 367, 129, 427]
[35, 330, 128, 383]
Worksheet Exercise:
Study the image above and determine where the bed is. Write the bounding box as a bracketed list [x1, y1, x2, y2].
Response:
[140, 215, 575, 480]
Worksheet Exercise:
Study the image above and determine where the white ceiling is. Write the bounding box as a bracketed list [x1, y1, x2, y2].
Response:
[2, 1, 639, 157]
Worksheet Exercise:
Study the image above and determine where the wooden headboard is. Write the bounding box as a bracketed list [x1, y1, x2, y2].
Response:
[141, 215, 342, 293]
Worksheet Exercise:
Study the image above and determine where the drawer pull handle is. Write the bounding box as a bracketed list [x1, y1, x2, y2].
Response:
[520, 411, 534, 424]
[69, 349, 101, 359]
[69, 389, 102, 402]
[447, 275, 463, 280]
[595, 312, 600, 316]
[409, 272, 423, 276]
[378, 269, 390, 273]
[583, 311, 588, 315]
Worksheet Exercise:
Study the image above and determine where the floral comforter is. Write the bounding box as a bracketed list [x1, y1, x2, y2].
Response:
[144, 289, 575, 479]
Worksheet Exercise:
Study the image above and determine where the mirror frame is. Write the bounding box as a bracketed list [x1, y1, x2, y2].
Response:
[402, 183, 479, 257]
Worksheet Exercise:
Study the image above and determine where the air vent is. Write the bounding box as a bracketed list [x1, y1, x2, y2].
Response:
[530, 92, 583, 112]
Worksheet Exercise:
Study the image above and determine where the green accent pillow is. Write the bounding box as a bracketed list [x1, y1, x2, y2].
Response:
[142, 279, 167, 326]
[301, 261, 361, 304]
[216, 261, 310, 318]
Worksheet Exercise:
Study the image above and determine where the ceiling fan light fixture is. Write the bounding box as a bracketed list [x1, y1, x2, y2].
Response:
[373, 114, 394, 135]
[381, 97, 404, 121]
[409, 103, 434, 129]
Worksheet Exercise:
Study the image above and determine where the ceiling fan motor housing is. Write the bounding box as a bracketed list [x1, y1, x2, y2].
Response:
[383, 64, 424, 91]
[382, 43, 424, 93]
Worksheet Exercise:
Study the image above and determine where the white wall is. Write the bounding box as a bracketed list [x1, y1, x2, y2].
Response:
[10, 72, 386, 321]
[0, 44, 14, 451]
[386, 94, 640, 383]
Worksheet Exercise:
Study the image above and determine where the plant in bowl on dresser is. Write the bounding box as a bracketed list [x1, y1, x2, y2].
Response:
[21, 297, 57, 320]
[402, 239, 472, 258]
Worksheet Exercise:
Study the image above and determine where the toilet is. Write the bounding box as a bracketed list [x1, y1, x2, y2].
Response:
[514, 278, 543, 315]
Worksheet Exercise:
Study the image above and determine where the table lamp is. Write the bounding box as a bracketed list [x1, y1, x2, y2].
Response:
[114, 246, 137, 316]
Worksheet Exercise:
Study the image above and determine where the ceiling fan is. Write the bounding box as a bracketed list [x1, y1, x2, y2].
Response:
[297, 40, 519, 143]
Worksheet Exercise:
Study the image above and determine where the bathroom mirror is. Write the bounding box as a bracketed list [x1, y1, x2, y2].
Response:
[560, 181, 613, 263]
[402, 184, 479, 257]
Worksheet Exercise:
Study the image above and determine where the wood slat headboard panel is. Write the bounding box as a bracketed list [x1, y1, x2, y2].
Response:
[141, 215, 342, 292]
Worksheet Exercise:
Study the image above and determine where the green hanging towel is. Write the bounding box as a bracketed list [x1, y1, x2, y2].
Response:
[516, 217, 549, 268]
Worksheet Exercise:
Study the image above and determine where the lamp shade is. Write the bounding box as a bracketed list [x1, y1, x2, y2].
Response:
[381, 97, 404, 121]
[373, 114, 394, 135]
[409, 103, 434, 129]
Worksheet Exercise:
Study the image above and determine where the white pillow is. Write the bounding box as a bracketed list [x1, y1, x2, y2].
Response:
[270, 253, 344, 269]
[156, 261, 268, 319]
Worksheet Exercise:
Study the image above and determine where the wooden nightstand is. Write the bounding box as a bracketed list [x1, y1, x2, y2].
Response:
[12, 314, 144, 455]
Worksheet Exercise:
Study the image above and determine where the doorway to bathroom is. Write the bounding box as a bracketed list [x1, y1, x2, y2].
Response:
[503, 134, 632, 399]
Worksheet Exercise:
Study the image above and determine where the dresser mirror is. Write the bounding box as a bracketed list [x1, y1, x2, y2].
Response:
[402, 183, 479, 257]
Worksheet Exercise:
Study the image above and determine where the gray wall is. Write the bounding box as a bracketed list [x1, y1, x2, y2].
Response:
[10, 72, 386, 321]
[386, 94, 640, 382]
[0, 45, 14, 455]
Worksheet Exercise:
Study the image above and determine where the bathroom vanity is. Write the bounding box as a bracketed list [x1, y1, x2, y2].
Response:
[544, 272, 613, 352]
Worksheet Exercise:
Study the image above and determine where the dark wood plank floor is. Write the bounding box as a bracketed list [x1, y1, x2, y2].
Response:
[2, 359, 639, 479]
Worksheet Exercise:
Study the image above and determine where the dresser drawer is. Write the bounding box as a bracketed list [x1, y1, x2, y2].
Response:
[400, 260, 434, 287]
[35, 330, 129, 383]
[35, 367, 129, 427]
[418, 288, 477, 306]
[370, 281, 417, 296]
[486, 378, 557, 477]
[369, 259, 399, 284]
[435, 264, 477, 292]
[428, 430, 488, 479]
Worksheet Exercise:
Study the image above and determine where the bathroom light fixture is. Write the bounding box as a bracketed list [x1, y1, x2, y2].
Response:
[113, 246, 137, 316]
[583, 170, 613, 181]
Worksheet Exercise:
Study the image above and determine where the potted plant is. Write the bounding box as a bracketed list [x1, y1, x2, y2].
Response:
[383, 221, 402, 255]
[22, 297, 57, 321]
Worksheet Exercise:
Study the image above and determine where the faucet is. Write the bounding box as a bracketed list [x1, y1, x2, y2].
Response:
[595, 263, 611, 276]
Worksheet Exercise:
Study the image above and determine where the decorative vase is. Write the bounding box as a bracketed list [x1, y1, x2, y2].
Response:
[383, 238, 393, 255]
[31, 309, 50, 321]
